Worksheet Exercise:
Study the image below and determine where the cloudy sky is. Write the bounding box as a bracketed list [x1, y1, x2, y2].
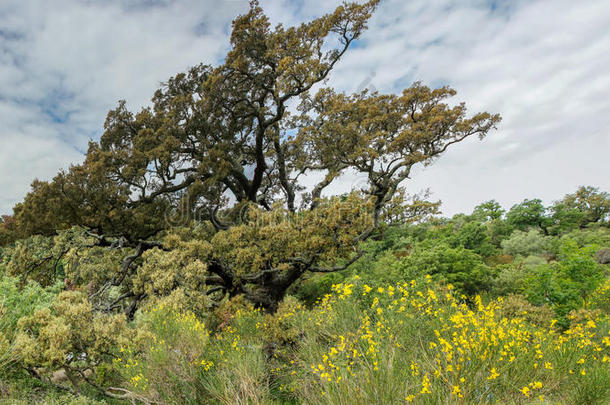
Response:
[1, 0, 609, 216]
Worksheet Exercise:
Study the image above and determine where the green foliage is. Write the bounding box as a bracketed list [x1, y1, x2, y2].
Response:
[0, 189, 608, 402]
[560, 226, 610, 248]
[14, 290, 133, 393]
[490, 264, 528, 296]
[291, 272, 346, 306]
[549, 202, 587, 234]
[114, 280, 609, 404]
[494, 294, 555, 327]
[556, 241, 606, 302]
[501, 229, 552, 258]
[524, 240, 606, 326]
[0, 215, 16, 247]
[472, 199, 505, 221]
[485, 218, 514, 248]
[117, 297, 271, 404]
[506, 198, 553, 234]
[395, 244, 493, 295]
[588, 279, 610, 313]
[449, 221, 496, 257]
[2, 235, 64, 287]
[560, 185, 610, 226]
[4, 0, 499, 314]
[0, 0, 606, 401]
[0, 275, 60, 381]
[116, 302, 211, 403]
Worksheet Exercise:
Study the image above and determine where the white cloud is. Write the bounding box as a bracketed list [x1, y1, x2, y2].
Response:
[1, 0, 609, 216]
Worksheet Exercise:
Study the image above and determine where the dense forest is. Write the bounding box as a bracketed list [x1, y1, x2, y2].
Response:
[0, 1, 608, 404]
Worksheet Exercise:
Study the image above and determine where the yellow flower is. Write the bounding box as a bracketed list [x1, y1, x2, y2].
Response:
[420, 374, 432, 394]
[410, 362, 419, 376]
[544, 362, 553, 370]
[405, 394, 415, 402]
[520, 386, 531, 397]
[487, 367, 499, 380]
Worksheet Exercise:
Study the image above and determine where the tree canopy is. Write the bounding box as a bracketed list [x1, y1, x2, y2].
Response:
[4, 0, 500, 314]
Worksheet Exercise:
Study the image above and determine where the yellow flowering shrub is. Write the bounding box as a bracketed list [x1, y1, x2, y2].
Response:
[109, 277, 609, 404]
[282, 279, 609, 404]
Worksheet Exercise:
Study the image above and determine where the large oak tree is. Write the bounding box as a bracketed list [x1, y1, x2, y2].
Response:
[6, 0, 500, 314]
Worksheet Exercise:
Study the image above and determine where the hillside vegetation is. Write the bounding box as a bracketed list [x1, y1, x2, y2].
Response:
[1, 187, 609, 404]
[0, 1, 608, 403]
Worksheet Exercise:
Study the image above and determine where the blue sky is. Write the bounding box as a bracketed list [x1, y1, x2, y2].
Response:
[1, 0, 609, 216]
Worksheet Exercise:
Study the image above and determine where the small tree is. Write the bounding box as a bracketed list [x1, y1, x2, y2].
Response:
[558, 186, 610, 227]
[506, 199, 552, 235]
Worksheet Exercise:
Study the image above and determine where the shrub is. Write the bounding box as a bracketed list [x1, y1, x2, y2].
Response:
[525, 240, 605, 326]
[589, 279, 610, 313]
[0, 275, 61, 381]
[397, 244, 493, 295]
[450, 221, 496, 257]
[501, 229, 552, 258]
[490, 264, 528, 296]
[495, 294, 554, 327]
[117, 297, 271, 404]
[282, 279, 608, 404]
[14, 290, 132, 393]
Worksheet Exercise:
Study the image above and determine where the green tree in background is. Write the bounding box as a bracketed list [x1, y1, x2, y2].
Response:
[525, 239, 605, 324]
[558, 186, 610, 227]
[506, 198, 552, 235]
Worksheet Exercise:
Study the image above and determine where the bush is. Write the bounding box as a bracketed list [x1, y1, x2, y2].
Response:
[0, 276, 61, 339]
[491, 264, 528, 296]
[0, 276, 61, 380]
[560, 227, 610, 249]
[589, 279, 610, 313]
[14, 290, 133, 393]
[450, 221, 496, 257]
[397, 244, 493, 295]
[282, 280, 607, 404]
[117, 296, 271, 404]
[525, 240, 605, 326]
[495, 294, 554, 327]
[501, 229, 552, 258]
